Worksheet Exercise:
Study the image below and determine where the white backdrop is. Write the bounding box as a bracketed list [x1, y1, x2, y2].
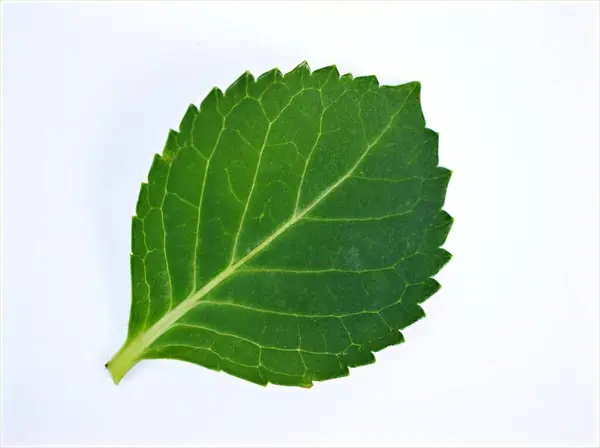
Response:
[2, 2, 599, 447]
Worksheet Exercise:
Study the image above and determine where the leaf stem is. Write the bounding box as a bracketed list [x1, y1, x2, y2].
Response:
[106, 342, 140, 384]
[105, 263, 238, 383]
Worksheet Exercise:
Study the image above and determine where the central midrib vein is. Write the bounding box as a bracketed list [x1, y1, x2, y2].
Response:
[119, 84, 416, 366]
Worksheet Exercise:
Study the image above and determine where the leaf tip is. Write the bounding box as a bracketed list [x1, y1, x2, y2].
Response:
[198, 87, 224, 113]
[226, 70, 254, 96]
[162, 130, 180, 161]
[257, 67, 284, 82]
[437, 248, 453, 268]
[424, 127, 439, 146]
[389, 80, 421, 96]
[407, 80, 422, 96]
[294, 60, 311, 73]
[184, 103, 199, 115]
[178, 104, 199, 134]
[209, 86, 224, 98]
[242, 70, 256, 83]
[355, 74, 379, 89]
[313, 64, 341, 82]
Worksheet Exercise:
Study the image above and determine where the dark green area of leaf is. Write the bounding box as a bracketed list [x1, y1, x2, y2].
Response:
[112, 62, 452, 387]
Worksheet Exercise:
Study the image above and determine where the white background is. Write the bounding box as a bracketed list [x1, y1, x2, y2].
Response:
[2, 2, 599, 447]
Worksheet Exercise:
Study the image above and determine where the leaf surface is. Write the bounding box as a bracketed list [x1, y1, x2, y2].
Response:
[107, 62, 453, 387]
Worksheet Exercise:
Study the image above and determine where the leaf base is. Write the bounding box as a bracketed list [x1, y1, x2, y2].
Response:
[106, 342, 140, 384]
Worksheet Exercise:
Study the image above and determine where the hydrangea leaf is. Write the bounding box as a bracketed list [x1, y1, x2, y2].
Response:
[106, 62, 453, 387]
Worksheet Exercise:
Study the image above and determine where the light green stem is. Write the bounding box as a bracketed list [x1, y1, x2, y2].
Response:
[105, 265, 233, 384]
[106, 342, 140, 384]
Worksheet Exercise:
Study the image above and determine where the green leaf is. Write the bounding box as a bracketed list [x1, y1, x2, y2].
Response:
[106, 62, 453, 387]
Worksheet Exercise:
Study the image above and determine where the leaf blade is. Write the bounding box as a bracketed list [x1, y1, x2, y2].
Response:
[107, 63, 453, 387]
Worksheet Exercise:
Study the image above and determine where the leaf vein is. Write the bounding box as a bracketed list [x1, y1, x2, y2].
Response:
[229, 86, 312, 264]
[173, 323, 340, 356]
[167, 192, 199, 209]
[191, 114, 224, 291]
[159, 162, 175, 310]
